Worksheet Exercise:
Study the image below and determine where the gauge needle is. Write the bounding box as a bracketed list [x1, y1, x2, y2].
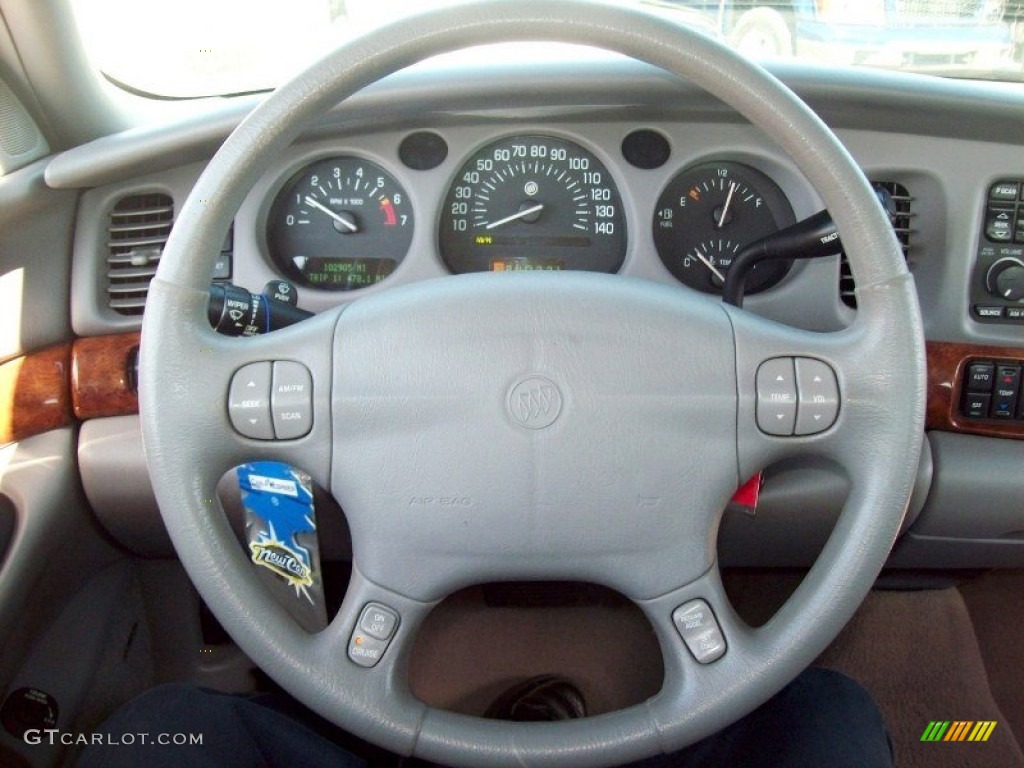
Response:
[692, 249, 727, 283]
[485, 203, 545, 230]
[716, 182, 737, 229]
[304, 196, 358, 233]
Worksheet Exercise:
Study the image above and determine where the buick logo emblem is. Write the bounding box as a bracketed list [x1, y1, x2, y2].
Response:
[508, 376, 563, 430]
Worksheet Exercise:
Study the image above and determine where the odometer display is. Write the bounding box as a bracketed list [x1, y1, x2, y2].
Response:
[440, 136, 626, 274]
[267, 156, 413, 291]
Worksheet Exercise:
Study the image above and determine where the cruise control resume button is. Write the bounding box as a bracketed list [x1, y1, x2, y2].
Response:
[228, 362, 273, 440]
[673, 600, 727, 664]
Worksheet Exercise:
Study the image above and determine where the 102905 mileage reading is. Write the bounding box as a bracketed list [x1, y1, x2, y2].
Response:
[267, 155, 413, 291]
[439, 135, 626, 275]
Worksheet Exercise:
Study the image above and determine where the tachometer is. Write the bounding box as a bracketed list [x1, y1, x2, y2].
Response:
[439, 136, 626, 274]
[653, 161, 795, 294]
[267, 156, 413, 291]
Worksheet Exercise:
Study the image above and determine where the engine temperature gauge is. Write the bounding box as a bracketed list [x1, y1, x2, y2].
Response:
[267, 156, 413, 291]
[653, 161, 795, 294]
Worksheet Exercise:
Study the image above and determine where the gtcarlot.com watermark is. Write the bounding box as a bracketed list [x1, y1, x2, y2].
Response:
[24, 729, 203, 746]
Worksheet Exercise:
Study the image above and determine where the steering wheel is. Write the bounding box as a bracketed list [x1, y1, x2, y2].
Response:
[139, 2, 925, 766]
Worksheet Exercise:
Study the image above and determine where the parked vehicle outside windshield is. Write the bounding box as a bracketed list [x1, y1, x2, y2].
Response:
[70, 0, 1024, 99]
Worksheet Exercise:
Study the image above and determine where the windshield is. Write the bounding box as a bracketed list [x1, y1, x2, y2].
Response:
[72, 0, 1024, 98]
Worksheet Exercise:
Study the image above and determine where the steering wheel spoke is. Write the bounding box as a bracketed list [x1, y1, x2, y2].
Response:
[727, 302, 919, 486]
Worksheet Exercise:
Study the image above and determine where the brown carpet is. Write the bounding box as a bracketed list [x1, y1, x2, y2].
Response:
[959, 570, 1024, 749]
[407, 578, 1024, 768]
[815, 588, 1023, 768]
[408, 585, 663, 716]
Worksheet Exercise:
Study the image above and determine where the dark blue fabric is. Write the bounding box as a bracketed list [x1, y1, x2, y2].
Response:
[75, 684, 365, 768]
[77, 668, 892, 768]
[626, 668, 894, 768]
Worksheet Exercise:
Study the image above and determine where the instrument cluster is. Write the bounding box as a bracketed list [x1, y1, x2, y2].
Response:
[261, 128, 800, 297]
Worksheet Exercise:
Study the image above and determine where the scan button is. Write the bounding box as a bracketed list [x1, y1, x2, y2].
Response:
[271, 361, 313, 440]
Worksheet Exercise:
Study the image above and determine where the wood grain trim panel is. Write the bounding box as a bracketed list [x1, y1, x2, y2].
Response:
[71, 332, 140, 420]
[0, 344, 72, 445]
[927, 340, 1024, 440]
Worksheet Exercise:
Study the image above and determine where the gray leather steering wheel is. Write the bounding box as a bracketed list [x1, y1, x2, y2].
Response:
[139, 2, 926, 766]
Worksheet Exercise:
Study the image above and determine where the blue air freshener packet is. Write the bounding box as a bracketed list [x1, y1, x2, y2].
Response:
[237, 461, 327, 632]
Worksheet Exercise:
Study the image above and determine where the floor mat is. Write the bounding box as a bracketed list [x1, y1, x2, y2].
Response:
[815, 588, 1024, 768]
[959, 570, 1024, 748]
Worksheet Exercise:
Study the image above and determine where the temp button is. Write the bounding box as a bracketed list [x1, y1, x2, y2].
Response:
[756, 358, 797, 436]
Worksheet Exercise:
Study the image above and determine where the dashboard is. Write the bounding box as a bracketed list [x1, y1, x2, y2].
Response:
[35, 53, 1024, 566]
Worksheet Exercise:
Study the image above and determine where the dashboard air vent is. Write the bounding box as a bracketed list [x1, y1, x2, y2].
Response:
[839, 181, 912, 309]
[106, 192, 174, 315]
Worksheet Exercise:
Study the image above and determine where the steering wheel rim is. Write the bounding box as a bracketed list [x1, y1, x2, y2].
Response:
[139, 2, 926, 767]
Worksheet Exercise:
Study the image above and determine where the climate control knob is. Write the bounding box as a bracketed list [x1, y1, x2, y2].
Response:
[986, 257, 1024, 302]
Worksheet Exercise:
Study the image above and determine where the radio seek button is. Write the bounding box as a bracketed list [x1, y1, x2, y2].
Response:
[228, 362, 273, 440]
[271, 361, 312, 439]
[986, 207, 1014, 242]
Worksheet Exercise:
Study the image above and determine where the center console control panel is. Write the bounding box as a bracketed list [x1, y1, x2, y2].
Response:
[973, 180, 1024, 324]
[961, 359, 1024, 422]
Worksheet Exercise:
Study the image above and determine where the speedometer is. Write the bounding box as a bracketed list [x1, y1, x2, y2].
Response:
[439, 136, 626, 274]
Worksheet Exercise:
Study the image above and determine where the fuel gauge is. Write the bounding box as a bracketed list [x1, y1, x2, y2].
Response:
[653, 161, 795, 294]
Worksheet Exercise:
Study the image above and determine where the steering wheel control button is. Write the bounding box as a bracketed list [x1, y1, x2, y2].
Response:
[348, 603, 400, 668]
[508, 376, 563, 430]
[358, 603, 399, 641]
[794, 358, 840, 435]
[348, 632, 389, 668]
[271, 361, 313, 439]
[756, 358, 797, 436]
[672, 600, 727, 665]
[228, 362, 274, 440]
